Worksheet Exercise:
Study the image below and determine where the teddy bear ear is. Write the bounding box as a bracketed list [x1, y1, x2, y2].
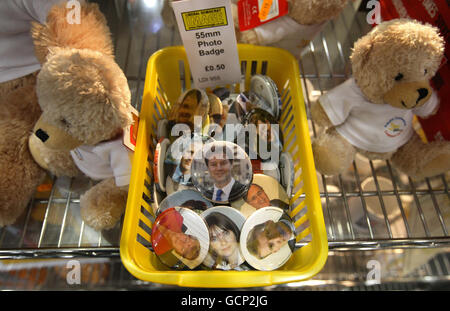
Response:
[350, 35, 374, 73]
[97, 55, 133, 128]
[44, 46, 67, 63]
[31, 21, 53, 65]
[31, 2, 114, 65]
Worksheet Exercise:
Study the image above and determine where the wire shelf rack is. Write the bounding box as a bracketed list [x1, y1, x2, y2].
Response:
[0, 0, 448, 289]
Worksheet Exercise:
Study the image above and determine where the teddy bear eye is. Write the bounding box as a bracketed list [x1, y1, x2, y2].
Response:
[395, 73, 404, 81]
[424, 69, 428, 75]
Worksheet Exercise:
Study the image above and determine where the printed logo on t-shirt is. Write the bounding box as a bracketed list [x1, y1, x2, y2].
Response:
[384, 117, 406, 137]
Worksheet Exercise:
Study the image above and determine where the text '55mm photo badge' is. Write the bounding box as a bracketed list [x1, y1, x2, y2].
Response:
[172, 0, 241, 89]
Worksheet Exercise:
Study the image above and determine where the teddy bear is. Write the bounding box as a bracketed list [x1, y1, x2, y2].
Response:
[0, 1, 134, 231]
[235, 0, 349, 56]
[28, 2, 134, 231]
[0, 0, 77, 226]
[310, 19, 450, 180]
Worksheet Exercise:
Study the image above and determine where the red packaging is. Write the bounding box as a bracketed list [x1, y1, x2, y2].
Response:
[237, 0, 289, 31]
[380, 0, 450, 142]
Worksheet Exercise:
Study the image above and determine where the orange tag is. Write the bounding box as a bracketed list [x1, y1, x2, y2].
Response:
[37, 183, 53, 192]
[258, 0, 273, 21]
[123, 106, 140, 152]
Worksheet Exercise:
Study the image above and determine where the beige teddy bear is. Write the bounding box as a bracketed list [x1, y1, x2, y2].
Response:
[26, 2, 134, 231]
[311, 19, 450, 180]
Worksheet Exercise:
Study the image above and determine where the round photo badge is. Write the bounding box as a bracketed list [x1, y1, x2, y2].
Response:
[156, 189, 214, 216]
[240, 206, 296, 271]
[219, 93, 248, 142]
[212, 87, 230, 101]
[206, 93, 229, 141]
[207, 93, 224, 125]
[154, 138, 170, 192]
[231, 174, 290, 219]
[151, 181, 164, 216]
[223, 93, 246, 125]
[191, 141, 253, 204]
[241, 108, 283, 161]
[164, 133, 214, 195]
[251, 159, 280, 182]
[249, 75, 280, 119]
[157, 119, 169, 140]
[280, 152, 295, 198]
[151, 207, 209, 270]
[200, 206, 246, 270]
[167, 88, 210, 141]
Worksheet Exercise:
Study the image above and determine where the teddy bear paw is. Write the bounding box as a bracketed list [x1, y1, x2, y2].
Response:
[80, 195, 126, 231]
[311, 128, 356, 176]
[80, 179, 127, 231]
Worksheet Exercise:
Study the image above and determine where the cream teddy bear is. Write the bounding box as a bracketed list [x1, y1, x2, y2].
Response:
[27, 2, 134, 231]
[0, 1, 134, 230]
[311, 19, 450, 180]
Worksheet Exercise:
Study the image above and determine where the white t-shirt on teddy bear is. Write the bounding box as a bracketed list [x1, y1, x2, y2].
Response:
[319, 78, 439, 153]
[0, 0, 75, 83]
[251, 16, 326, 56]
[70, 137, 133, 187]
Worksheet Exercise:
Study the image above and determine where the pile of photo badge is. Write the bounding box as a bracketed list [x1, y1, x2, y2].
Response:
[150, 74, 297, 271]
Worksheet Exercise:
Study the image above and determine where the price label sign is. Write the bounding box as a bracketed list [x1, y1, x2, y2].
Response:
[172, 0, 241, 89]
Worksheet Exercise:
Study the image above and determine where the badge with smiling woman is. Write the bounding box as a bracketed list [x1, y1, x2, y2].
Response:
[191, 141, 253, 204]
[201, 206, 246, 270]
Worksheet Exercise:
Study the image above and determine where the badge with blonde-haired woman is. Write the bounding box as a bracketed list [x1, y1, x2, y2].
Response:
[200, 206, 246, 270]
[151, 207, 209, 269]
[240, 206, 296, 271]
[231, 174, 290, 218]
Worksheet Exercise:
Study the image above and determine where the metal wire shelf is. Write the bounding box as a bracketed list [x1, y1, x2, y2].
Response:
[0, 0, 449, 289]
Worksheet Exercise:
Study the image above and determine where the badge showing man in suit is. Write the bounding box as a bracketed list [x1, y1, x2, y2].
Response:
[201, 142, 251, 203]
[244, 183, 289, 211]
[232, 174, 290, 218]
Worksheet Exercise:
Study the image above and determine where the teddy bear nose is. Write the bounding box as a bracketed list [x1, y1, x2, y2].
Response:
[417, 88, 429, 102]
[35, 129, 49, 142]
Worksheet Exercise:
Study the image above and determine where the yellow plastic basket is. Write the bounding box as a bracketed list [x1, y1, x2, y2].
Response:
[120, 44, 328, 288]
